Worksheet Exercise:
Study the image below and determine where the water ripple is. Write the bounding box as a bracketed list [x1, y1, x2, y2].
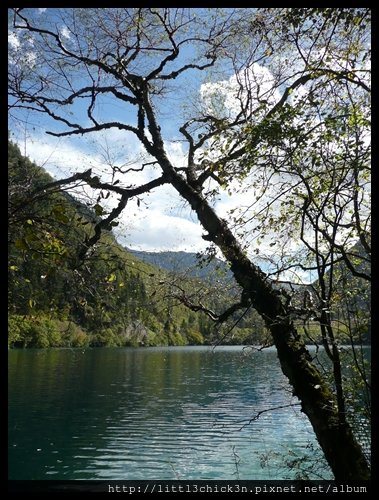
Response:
[8, 346, 339, 480]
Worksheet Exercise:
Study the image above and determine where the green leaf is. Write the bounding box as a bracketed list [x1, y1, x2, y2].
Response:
[55, 212, 70, 223]
[94, 204, 104, 216]
[15, 239, 28, 250]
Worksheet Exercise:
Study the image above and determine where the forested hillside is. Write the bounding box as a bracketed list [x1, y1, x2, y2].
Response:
[130, 247, 371, 346]
[128, 249, 232, 280]
[8, 140, 268, 347]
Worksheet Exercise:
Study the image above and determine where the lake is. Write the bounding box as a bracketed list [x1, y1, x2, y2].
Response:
[8, 346, 334, 480]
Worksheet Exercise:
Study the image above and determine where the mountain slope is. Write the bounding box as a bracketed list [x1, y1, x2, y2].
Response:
[126, 248, 232, 280]
[9, 140, 273, 348]
[8, 140, 216, 347]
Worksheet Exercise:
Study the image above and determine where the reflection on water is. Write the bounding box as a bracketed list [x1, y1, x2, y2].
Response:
[9, 346, 334, 480]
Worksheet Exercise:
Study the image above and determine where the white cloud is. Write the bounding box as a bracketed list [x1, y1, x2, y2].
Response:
[60, 26, 71, 40]
[116, 209, 206, 252]
[200, 63, 280, 121]
[25, 51, 37, 67]
[38, 8, 47, 13]
[165, 141, 187, 170]
[8, 28, 36, 68]
[16, 135, 93, 179]
[8, 31, 20, 50]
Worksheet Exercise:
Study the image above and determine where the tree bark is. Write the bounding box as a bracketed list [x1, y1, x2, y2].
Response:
[154, 150, 370, 480]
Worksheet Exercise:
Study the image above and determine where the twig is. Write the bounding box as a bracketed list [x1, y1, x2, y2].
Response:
[237, 403, 301, 431]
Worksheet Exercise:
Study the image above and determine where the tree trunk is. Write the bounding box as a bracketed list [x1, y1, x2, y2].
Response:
[157, 155, 370, 480]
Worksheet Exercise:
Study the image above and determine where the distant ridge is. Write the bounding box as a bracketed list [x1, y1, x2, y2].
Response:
[126, 248, 232, 281]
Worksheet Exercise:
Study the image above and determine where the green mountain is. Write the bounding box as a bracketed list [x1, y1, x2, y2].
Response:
[127, 249, 232, 280]
[8, 140, 268, 348]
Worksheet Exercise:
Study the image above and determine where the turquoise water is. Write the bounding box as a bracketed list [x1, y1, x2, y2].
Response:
[8, 346, 333, 480]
